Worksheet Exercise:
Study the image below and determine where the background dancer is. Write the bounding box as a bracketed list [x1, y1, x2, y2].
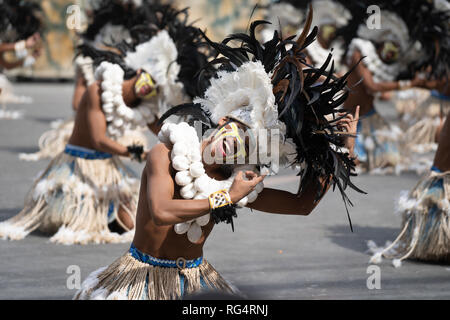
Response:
[343, 0, 447, 175]
[19, 0, 147, 161]
[0, 0, 43, 119]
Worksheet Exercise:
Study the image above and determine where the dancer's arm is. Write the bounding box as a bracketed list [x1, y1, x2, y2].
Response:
[0, 33, 41, 69]
[351, 50, 424, 94]
[146, 144, 264, 226]
[247, 107, 360, 216]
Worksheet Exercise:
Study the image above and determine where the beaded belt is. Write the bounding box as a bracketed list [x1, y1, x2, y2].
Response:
[129, 244, 203, 269]
[64, 144, 112, 160]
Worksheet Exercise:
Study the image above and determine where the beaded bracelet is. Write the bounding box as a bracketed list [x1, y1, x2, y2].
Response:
[127, 144, 144, 163]
[208, 189, 237, 231]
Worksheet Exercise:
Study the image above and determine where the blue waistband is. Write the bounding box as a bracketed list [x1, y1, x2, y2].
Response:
[431, 166, 442, 173]
[64, 144, 112, 160]
[431, 90, 450, 101]
[129, 244, 203, 269]
[364, 108, 377, 117]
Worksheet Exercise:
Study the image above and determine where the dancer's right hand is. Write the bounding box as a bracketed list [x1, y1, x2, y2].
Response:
[229, 171, 265, 203]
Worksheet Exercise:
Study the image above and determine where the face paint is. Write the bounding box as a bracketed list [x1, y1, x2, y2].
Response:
[135, 72, 157, 100]
[212, 122, 248, 161]
[380, 41, 400, 63]
[320, 24, 337, 42]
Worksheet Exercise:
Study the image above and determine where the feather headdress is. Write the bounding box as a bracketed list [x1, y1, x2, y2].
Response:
[159, 6, 366, 230]
[0, 0, 43, 43]
[345, 0, 449, 80]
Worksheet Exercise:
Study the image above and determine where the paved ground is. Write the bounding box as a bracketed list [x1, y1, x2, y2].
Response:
[0, 83, 449, 300]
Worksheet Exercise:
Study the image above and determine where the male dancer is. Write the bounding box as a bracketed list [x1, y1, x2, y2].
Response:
[75, 12, 364, 299]
[0, 0, 42, 118]
[344, 1, 447, 174]
[0, 4, 216, 245]
[19, 0, 147, 161]
[0, 57, 153, 244]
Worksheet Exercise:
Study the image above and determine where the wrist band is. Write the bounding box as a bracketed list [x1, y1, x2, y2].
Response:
[208, 189, 237, 231]
[23, 55, 36, 68]
[14, 41, 27, 59]
[398, 80, 412, 90]
[127, 144, 144, 163]
[208, 189, 233, 210]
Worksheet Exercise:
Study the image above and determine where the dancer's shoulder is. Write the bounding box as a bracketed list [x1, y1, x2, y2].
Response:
[146, 143, 172, 173]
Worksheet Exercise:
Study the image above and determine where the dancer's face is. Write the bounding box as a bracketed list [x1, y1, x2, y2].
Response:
[379, 41, 400, 64]
[207, 119, 251, 163]
[134, 71, 157, 100]
[319, 24, 337, 46]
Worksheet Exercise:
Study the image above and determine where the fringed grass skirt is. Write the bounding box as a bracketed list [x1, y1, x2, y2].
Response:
[19, 118, 149, 162]
[354, 109, 403, 174]
[369, 168, 450, 267]
[74, 244, 238, 300]
[0, 144, 139, 245]
[395, 88, 430, 121]
[400, 91, 449, 155]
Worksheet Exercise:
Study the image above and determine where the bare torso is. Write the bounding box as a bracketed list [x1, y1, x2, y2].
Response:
[68, 82, 102, 149]
[433, 113, 450, 172]
[132, 145, 227, 260]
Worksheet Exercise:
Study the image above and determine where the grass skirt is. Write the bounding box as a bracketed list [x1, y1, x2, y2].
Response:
[0, 147, 139, 244]
[401, 92, 449, 154]
[368, 169, 450, 267]
[354, 109, 403, 174]
[74, 245, 237, 300]
[395, 88, 430, 122]
[19, 118, 149, 161]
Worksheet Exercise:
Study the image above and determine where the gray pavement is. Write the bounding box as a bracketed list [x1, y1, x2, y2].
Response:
[0, 83, 449, 300]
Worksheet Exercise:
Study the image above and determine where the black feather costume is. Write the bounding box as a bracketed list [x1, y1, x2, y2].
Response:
[159, 6, 366, 231]
[0, 0, 43, 43]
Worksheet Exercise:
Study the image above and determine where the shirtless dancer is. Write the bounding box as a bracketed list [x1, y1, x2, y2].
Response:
[19, 0, 147, 161]
[75, 13, 364, 299]
[343, 2, 442, 174]
[0, 1, 42, 118]
[0, 54, 155, 244]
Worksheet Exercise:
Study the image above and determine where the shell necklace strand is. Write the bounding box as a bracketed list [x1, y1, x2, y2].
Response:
[158, 122, 264, 243]
[95, 61, 158, 139]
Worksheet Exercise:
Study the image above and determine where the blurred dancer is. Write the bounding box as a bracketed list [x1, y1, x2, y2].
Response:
[19, 0, 148, 161]
[0, 0, 43, 118]
[344, 1, 447, 174]
[0, 4, 211, 245]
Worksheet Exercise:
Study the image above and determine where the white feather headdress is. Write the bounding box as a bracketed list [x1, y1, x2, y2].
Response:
[312, 0, 352, 27]
[194, 61, 281, 133]
[125, 29, 188, 117]
[356, 10, 410, 53]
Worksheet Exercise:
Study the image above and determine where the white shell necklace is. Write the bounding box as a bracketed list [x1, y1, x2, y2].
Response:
[95, 61, 158, 139]
[347, 38, 402, 83]
[158, 122, 264, 243]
